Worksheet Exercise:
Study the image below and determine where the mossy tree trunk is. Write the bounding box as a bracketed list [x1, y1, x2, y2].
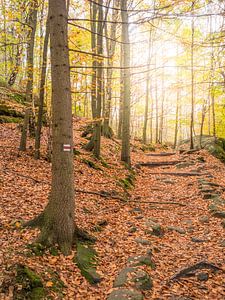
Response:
[26, 0, 76, 255]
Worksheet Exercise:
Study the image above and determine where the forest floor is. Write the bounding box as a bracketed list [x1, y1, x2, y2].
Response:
[0, 119, 225, 300]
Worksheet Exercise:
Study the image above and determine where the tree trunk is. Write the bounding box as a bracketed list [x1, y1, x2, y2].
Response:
[143, 30, 152, 144]
[190, 1, 195, 149]
[118, 43, 124, 139]
[35, 12, 50, 159]
[121, 0, 131, 166]
[26, 0, 75, 255]
[93, 0, 104, 158]
[19, 1, 38, 151]
[103, 0, 119, 138]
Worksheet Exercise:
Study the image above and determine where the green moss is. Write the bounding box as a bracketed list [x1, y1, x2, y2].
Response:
[74, 242, 101, 284]
[140, 144, 156, 152]
[27, 243, 46, 256]
[12, 92, 26, 104]
[73, 148, 81, 156]
[15, 264, 45, 299]
[29, 287, 45, 300]
[118, 170, 136, 190]
[81, 158, 102, 170]
[0, 115, 23, 123]
[99, 156, 110, 168]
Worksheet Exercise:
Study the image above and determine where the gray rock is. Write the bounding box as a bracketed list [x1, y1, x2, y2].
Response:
[220, 240, 225, 247]
[108, 289, 143, 300]
[199, 216, 209, 223]
[191, 237, 207, 243]
[221, 220, 225, 229]
[197, 272, 209, 281]
[145, 220, 164, 237]
[135, 238, 151, 246]
[162, 179, 175, 184]
[212, 210, 225, 219]
[113, 267, 153, 291]
[131, 207, 143, 213]
[203, 193, 218, 200]
[127, 255, 155, 268]
[128, 227, 137, 234]
[176, 162, 194, 169]
[167, 226, 186, 234]
[135, 216, 144, 220]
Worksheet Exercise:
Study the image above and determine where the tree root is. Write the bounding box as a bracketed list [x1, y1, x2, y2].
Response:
[170, 261, 223, 281]
[23, 213, 45, 228]
[135, 161, 184, 168]
[146, 152, 176, 157]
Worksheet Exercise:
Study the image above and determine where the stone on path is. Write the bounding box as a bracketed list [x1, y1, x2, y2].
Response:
[197, 272, 209, 281]
[135, 238, 151, 246]
[113, 267, 153, 291]
[145, 220, 164, 237]
[191, 237, 208, 243]
[107, 289, 143, 300]
[199, 216, 209, 223]
[167, 226, 186, 234]
[127, 254, 155, 268]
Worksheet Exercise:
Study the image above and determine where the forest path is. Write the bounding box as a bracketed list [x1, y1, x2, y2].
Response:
[115, 149, 225, 299]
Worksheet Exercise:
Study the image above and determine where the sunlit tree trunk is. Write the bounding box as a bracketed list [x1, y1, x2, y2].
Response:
[35, 11, 50, 159]
[26, 0, 75, 255]
[121, 0, 131, 166]
[19, 0, 38, 150]
[118, 43, 124, 139]
[93, 0, 104, 158]
[103, 0, 119, 138]
[143, 30, 152, 144]
[190, 1, 195, 149]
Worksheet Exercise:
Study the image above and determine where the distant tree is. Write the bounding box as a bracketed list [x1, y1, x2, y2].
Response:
[121, 0, 131, 166]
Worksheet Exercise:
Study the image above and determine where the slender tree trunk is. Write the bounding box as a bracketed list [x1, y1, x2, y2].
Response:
[143, 30, 152, 144]
[118, 43, 124, 139]
[19, 1, 38, 150]
[90, 2, 97, 119]
[121, 0, 131, 166]
[93, 0, 104, 158]
[174, 89, 179, 148]
[8, 44, 22, 86]
[190, 1, 195, 149]
[35, 12, 50, 159]
[26, 0, 75, 256]
[103, 0, 119, 138]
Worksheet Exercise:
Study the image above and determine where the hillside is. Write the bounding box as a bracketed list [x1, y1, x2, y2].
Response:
[0, 120, 225, 299]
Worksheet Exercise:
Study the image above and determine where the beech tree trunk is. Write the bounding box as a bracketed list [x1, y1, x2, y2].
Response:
[103, 0, 119, 138]
[35, 12, 50, 159]
[93, 0, 104, 158]
[19, 1, 38, 150]
[190, 1, 195, 149]
[26, 0, 75, 255]
[143, 30, 152, 144]
[121, 0, 131, 166]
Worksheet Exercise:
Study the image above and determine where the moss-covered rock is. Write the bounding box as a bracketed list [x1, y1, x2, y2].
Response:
[81, 158, 102, 171]
[179, 135, 225, 162]
[14, 264, 45, 300]
[74, 242, 101, 284]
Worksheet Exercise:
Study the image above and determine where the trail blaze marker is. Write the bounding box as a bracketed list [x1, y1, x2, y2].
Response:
[63, 144, 72, 152]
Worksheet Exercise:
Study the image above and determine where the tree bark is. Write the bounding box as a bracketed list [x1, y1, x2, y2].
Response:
[35, 12, 50, 159]
[121, 0, 131, 166]
[103, 0, 119, 138]
[19, 1, 38, 151]
[26, 0, 75, 255]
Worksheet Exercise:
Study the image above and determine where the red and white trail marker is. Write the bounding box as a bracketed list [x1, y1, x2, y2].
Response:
[63, 144, 72, 152]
